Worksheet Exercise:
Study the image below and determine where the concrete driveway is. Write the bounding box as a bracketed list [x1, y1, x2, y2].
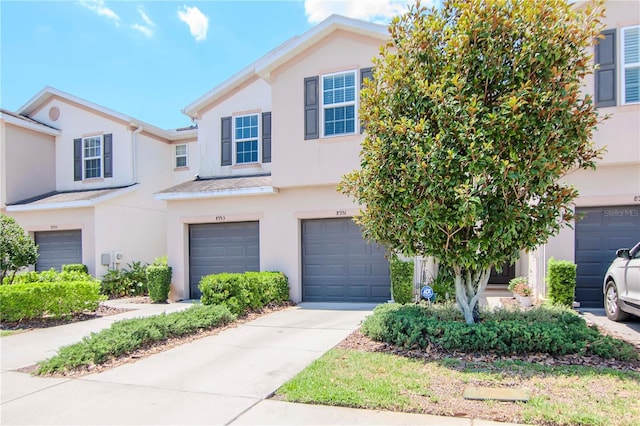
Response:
[579, 308, 640, 347]
[1, 303, 377, 425]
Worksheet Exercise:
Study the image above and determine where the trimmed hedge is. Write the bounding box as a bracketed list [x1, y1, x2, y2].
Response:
[0, 280, 104, 322]
[361, 303, 638, 361]
[62, 264, 89, 274]
[546, 258, 577, 307]
[6, 268, 94, 285]
[147, 264, 172, 303]
[36, 304, 236, 374]
[390, 257, 414, 304]
[199, 271, 289, 315]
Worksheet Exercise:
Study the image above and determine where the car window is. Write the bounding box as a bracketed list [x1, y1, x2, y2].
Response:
[632, 243, 640, 259]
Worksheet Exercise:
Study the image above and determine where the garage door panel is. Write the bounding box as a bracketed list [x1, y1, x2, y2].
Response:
[189, 222, 259, 299]
[575, 206, 640, 308]
[302, 218, 390, 303]
[35, 230, 82, 272]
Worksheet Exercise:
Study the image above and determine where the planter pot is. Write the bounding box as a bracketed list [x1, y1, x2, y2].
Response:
[519, 296, 533, 308]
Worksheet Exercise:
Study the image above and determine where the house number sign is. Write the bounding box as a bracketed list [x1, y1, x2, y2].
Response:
[336, 210, 347, 216]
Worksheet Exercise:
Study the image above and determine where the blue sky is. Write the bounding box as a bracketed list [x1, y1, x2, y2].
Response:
[1, 0, 411, 129]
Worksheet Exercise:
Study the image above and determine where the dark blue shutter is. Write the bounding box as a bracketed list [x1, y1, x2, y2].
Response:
[221, 116, 232, 166]
[360, 67, 374, 133]
[103, 133, 113, 178]
[304, 76, 319, 140]
[73, 138, 82, 181]
[595, 29, 616, 107]
[262, 112, 271, 163]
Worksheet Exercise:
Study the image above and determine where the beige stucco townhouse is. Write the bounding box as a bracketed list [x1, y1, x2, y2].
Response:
[158, 2, 639, 305]
[155, 16, 396, 302]
[528, 0, 640, 308]
[0, 87, 198, 277]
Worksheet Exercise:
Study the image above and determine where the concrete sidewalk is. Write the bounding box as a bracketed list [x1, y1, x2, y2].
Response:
[1, 301, 524, 425]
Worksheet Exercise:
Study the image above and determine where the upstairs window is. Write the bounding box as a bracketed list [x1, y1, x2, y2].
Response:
[322, 71, 356, 137]
[621, 25, 640, 104]
[73, 134, 112, 181]
[175, 144, 188, 168]
[234, 114, 259, 164]
[83, 136, 102, 179]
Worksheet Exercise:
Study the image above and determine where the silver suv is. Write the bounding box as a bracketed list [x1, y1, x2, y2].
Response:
[603, 242, 640, 321]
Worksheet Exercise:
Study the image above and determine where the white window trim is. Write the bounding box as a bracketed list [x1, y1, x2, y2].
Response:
[83, 135, 103, 179]
[233, 113, 260, 165]
[320, 69, 358, 138]
[175, 144, 188, 168]
[620, 25, 640, 105]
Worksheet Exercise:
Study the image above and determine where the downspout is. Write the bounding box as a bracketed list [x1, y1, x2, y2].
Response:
[131, 124, 143, 183]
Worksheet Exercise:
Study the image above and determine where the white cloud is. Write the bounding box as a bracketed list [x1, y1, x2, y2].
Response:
[177, 5, 209, 42]
[137, 6, 156, 28]
[77, 0, 120, 26]
[132, 23, 154, 38]
[304, 0, 411, 24]
[132, 6, 156, 38]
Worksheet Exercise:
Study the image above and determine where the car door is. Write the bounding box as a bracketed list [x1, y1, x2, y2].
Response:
[623, 243, 640, 303]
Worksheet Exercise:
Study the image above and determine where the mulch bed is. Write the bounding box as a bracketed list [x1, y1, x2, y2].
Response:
[336, 329, 640, 372]
[1, 304, 131, 332]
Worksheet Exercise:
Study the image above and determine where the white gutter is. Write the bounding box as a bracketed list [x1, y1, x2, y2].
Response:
[6, 185, 137, 212]
[131, 124, 143, 183]
[154, 186, 278, 201]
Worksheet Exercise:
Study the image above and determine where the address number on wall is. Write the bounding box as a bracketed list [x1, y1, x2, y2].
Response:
[215, 215, 226, 221]
[336, 210, 347, 216]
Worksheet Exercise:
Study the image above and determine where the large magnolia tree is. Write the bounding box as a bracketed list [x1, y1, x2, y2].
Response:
[340, 0, 605, 323]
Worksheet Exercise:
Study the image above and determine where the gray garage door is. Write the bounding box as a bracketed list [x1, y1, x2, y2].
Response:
[189, 222, 260, 299]
[302, 218, 390, 302]
[34, 230, 82, 272]
[575, 206, 640, 308]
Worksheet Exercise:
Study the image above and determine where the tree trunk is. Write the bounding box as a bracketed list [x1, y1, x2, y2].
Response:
[453, 266, 492, 324]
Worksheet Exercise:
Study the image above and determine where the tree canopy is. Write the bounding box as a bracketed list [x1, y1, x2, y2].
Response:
[340, 0, 605, 323]
[1, 214, 38, 284]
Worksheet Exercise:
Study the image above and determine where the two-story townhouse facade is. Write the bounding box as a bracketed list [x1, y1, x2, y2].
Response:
[156, 16, 395, 302]
[0, 87, 198, 276]
[530, 1, 640, 308]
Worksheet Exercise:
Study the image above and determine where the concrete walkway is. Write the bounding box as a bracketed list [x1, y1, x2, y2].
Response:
[1, 301, 523, 425]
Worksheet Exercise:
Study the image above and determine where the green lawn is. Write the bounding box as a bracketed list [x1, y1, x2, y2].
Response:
[277, 348, 640, 426]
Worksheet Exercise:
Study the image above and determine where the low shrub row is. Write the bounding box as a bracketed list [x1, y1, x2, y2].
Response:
[0, 280, 104, 322]
[36, 304, 236, 374]
[6, 268, 93, 285]
[199, 271, 289, 315]
[361, 303, 638, 361]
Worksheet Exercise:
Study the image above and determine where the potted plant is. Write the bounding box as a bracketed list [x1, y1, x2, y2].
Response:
[508, 276, 527, 300]
[514, 281, 533, 308]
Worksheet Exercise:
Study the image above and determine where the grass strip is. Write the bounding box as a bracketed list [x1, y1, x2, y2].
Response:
[36, 304, 236, 374]
[277, 349, 640, 426]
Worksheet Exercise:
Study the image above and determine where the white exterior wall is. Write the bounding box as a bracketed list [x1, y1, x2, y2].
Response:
[9, 208, 96, 274]
[271, 30, 379, 188]
[1, 123, 56, 207]
[166, 185, 361, 301]
[28, 99, 136, 191]
[196, 78, 272, 178]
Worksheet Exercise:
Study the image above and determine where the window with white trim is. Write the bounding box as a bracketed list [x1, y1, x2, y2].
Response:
[83, 136, 102, 179]
[175, 144, 188, 168]
[234, 114, 259, 164]
[322, 70, 356, 137]
[621, 25, 640, 104]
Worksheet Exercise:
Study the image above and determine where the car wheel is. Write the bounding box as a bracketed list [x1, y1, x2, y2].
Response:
[604, 281, 630, 322]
